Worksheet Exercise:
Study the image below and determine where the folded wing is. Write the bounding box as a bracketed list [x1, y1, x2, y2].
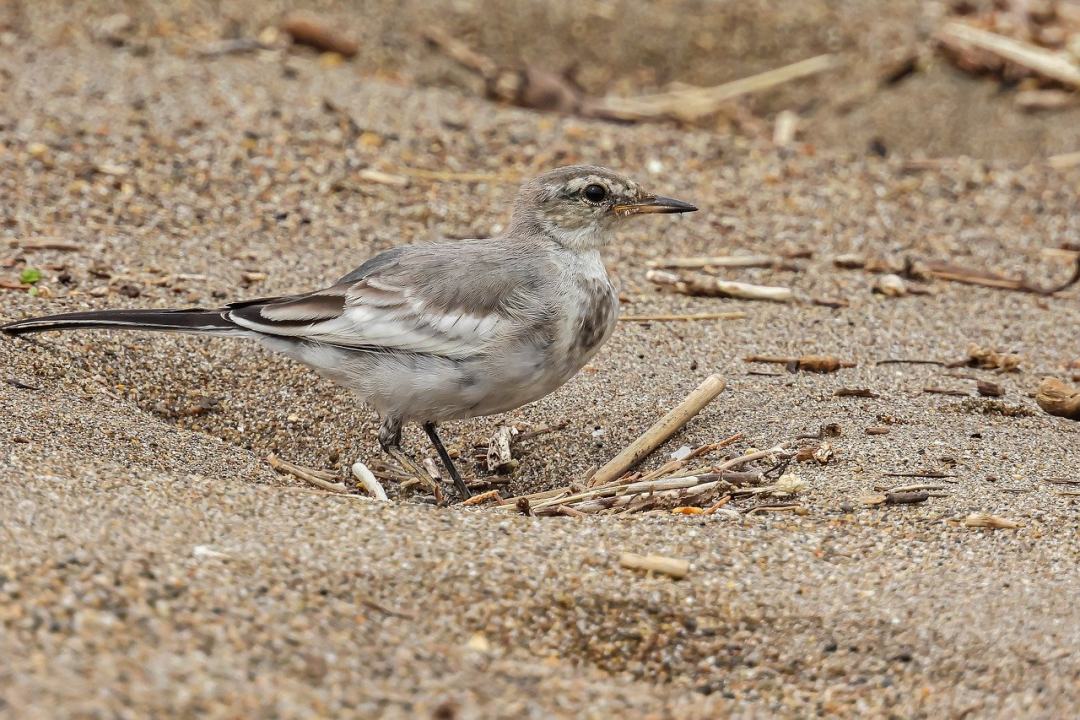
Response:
[227, 247, 513, 359]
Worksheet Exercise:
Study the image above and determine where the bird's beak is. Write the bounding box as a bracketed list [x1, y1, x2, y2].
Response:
[612, 195, 698, 217]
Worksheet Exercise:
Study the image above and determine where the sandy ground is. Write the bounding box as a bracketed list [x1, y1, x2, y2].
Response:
[2, 1, 1080, 717]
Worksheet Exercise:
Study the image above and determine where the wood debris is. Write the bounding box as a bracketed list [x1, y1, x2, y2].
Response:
[18, 239, 83, 252]
[920, 256, 1080, 295]
[280, 13, 359, 58]
[924, 386, 970, 397]
[835, 388, 877, 398]
[962, 513, 1021, 530]
[937, 16, 1080, 89]
[461, 489, 502, 507]
[744, 354, 856, 373]
[619, 553, 690, 579]
[834, 251, 1080, 296]
[486, 426, 519, 473]
[956, 344, 1024, 372]
[746, 503, 808, 516]
[977, 379, 1005, 397]
[646, 269, 793, 302]
[587, 375, 726, 487]
[268, 454, 348, 494]
[422, 26, 835, 123]
[1035, 377, 1080, 420]
[592, 55, 838, 122]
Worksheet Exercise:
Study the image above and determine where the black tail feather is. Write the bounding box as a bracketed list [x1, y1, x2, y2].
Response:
[1, 308, 244, 336]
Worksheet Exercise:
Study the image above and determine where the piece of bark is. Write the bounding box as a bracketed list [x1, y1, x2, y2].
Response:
[281, 13, 359, 57]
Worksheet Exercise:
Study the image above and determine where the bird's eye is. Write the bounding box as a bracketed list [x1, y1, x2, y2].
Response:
[582, 184, 608, 203]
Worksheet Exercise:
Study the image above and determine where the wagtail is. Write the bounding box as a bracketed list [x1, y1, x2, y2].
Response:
[3, 166, 697, 500]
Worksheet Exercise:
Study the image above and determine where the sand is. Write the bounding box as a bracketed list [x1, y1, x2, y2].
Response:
[2, 1, 1079, 717]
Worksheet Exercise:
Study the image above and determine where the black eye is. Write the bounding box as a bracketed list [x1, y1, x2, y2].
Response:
[583, 184, 607, 203]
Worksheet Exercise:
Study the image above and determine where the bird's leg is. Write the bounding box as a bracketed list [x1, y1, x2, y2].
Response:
[378, 417, 442, 501]
[423, 422, 472, 500]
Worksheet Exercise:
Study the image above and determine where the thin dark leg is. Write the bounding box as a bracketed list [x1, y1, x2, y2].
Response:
[423, 422, 472, 500]
[378, 416, 441, 501]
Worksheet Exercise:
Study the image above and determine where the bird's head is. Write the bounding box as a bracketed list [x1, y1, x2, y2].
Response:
[510, 165, 697, 251]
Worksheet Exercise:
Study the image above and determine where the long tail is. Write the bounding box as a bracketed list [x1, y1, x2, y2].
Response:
[1, 307, 249, 336]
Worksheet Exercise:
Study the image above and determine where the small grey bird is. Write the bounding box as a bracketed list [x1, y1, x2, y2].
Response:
[3, 165, 696, 500]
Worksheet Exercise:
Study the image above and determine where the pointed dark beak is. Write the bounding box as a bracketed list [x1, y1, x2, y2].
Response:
[612, 195, 698, 217]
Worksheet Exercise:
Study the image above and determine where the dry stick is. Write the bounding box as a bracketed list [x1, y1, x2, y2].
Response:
[587, 375, 726, 487]
[594, 54, 837, 121]
[565, 478, 729, 515]
[923, 254, 1080, 296]
[1048, 151, 1080, 170]
[619, 553, 690, 579]
[937, 22, 1080, 88]
[267, 454, 349, 494]
[461, 489, 502, 507]
[647, 269, 793, 302]
[19, 240, 83, 251]
[875, 483, 948, 493]
[619, 312, 747, 322]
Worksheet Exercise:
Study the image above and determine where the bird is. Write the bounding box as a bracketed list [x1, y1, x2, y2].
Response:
[2, 165, 697, 501]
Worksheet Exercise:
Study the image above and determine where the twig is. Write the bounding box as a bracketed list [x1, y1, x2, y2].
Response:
[937, 21, 1080, 88]
[877, 359, 945, 366]
[587, 375, 726, 487]
[268, 454, 348, 493]
[593, 54, 837, 122]
[619, 553, 690, 579]
[835, 388, 877, 398]
[745, 503, 808, 516]
[962, 513, 1021, 530]
[18, 240, 83, 251]
[513, 420, 569, 444]
[883, 470, 957, 479]
[924, 386, 970, 397]
[647, 269, 793, 302]
[461, 489, 502, 507]
[619, 312, 747, 322]
[744, 354, 855, 372]
[922, 255, 1080, 296]
[876, 483, 948, 494]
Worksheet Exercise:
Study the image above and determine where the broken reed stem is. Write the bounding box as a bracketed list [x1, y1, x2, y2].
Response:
[595, 54, 837, 121]
[267, 454, 348, 494]
[647, 269, 794, 302]
[937, 21, 1080, 89]
[588, 374, 726, 487]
